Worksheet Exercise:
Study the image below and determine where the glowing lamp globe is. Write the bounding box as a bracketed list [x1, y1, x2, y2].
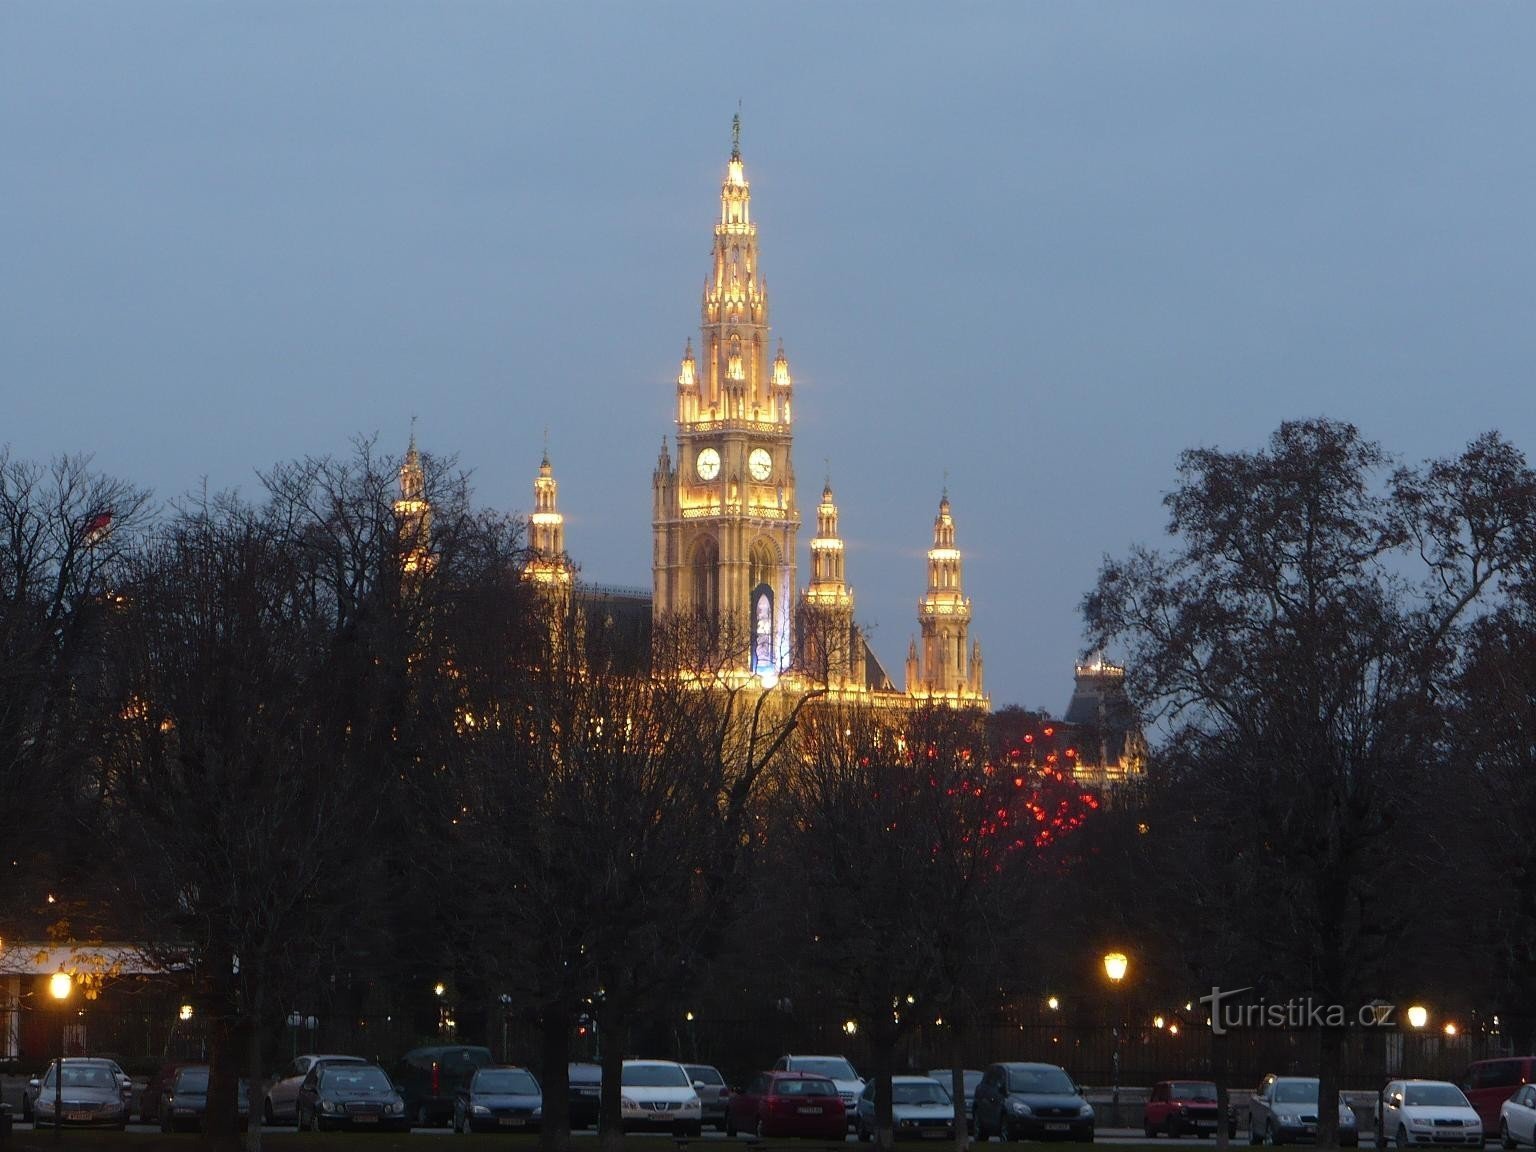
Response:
[1102, 952, 1129, 983]
[49, 971, 72, 1000]
[1407, 1005, 1428, 1029]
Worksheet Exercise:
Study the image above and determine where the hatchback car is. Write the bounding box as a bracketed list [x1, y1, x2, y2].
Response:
[1145, 1080, 1237, 1138]
[619, 1059, 703, 1136]
[726, 1071, 847, 1139]
[453, 1065, 543, 1134]
[266, 1053, 368, 1124]
[1377, 1080, 1482, 1147]
[1463, 1058, 1536, 1134]
[774, 1055, 865, 1123]
[1247, 1075, 1358, 1146]
[1499, 1083, 1536, 1149]
[682, 1063, 732, 1130]
[973, 1062, 1094, 1143]
[856, 1075, 955, 1141]
[29, 1058, 131, 1129]
[139, 1061, 196, 1124]
[928, 1068, 983, 1130]
[296, 1062, 409, 1131]
[396, 1044, 494, 1128]
[159, 1066, 251, 1132]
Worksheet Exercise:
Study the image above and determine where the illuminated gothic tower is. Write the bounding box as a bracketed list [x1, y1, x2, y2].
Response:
[906, 493, 985, 700]
[395, 432, 433, 580]
[524, 449, 573, 590]
[800, 480, 863, 687]
[653, 117, 799, 676]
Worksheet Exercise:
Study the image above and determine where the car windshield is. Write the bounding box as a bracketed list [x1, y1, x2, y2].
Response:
[57, 1065, 115, 1089]
[777, 1078, 837, 1097]
[477, 1070, 539, 1095]
[623, 1064, 688, 1088]
[895, 1082, 951, 1105]
[325, 1067, 392, 1093]
[176, 1069, 211, 1092]
[1405, 1085, 1470, 1108]
[1007, 1068, 1075, 1095]
[1173, 1083, 1217, 1101]
[1273, 1081, 1319, 1104]
[795, 1058, 857, 1080]
[929, 1071, 983, 1092]
[685, 1066, 724, 1086]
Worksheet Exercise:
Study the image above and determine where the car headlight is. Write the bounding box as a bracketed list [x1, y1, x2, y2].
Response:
[1411, 1117, 1435, 1128]
[1276, 1112, 1301, 1125]
[472, 1104, 491, 1115]
[1007, 1100, 1033, 1116]
[532, 1106, 542, 1118]
[621, 1096, 637, 1109]
[388, 1101, 403, 1114]
[1079, 1104, 1096, 1118]
[320, 1100, 337, 1113]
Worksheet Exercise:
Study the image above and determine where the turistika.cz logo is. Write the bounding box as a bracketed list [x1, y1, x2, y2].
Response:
[1198, 987, 1396, 1035]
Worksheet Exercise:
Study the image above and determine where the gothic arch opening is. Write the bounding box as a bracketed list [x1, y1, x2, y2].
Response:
[690, 535, 720, 629]
[749, 538, 779, 673]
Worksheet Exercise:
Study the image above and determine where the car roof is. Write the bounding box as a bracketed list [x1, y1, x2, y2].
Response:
[998, 1062, 1067, 1071]
[893, 1075, 943, 1083]
[623, 1059, 684, 1066]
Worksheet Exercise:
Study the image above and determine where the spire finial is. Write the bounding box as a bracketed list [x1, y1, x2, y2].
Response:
[731, 107, 741, 161]
[542, 426, 550, 468]
[408, 414, 418, 453]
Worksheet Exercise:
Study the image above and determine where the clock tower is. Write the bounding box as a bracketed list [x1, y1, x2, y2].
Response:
[653, 118, 800, 676]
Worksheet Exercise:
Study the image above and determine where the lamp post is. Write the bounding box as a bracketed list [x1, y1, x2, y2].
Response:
[1103, 953, 1129, 1123]
[49, 971, 72, 1144]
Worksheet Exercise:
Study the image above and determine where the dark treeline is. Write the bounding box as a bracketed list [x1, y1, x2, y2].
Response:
[3, 418, 1535, 1152]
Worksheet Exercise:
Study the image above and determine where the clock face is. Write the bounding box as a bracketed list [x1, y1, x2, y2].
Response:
[748, 448, 773, 482]
[696, 448, 721, 481]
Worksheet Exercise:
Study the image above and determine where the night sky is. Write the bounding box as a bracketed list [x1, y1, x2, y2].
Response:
[4, 2, 1533, 711]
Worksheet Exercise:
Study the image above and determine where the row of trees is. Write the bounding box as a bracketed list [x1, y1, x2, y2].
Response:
[4, 418, 1535, 1152]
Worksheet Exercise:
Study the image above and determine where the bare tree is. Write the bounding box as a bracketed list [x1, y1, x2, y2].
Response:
[1083, 420, 1536, 1148]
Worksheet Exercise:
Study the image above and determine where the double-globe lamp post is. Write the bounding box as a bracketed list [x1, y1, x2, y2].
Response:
[1103, 952, 1129, 1123]
[49, 971, 72, 1144]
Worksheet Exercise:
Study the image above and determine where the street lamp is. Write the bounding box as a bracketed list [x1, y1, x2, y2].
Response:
[1407, 1005, 1428, 1030]
[49, 971, 72, 1144]
[1102, 953, 1129, 1120]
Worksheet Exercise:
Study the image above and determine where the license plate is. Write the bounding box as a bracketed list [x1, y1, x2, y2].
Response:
[922, 1130, 948, 1138]
[1045, 1122, 1070, 1131]
[66, 1112, 93, 1122]
[353, 1115, 378, 1123]
[798, 1106, 823, 1114]
[500, 1118, 525, 1126]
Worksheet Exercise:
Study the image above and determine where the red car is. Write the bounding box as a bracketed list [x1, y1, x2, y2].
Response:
[726, 1071, 848, 1139]
[1144, 1080, 1235, 1138]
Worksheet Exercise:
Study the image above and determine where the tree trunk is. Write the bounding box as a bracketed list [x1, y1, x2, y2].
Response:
[948, 1024, 969, 1152]
[205, 954, 241, 1152]
[243, 990, 270, 1152]
[598, 1017, 630, 1152]
[1316, 1026, 1344, 1150]
[871, 1027, 896, 1152]
[539, 1006, 574, 1152]
[1212, 1024, 1230, 1152]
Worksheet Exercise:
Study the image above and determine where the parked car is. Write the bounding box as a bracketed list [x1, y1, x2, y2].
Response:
[973, 1062, 1094, 1143]
[619, 1059, 703, 1136]
[726, 1071, 847, 1139]
[1376, 1080, 1482, 1148]
[296, 1062, 409, 1132]
[29, 1058, 131, 1129]
[140, 1061, 197, 1124]
[1463, 1058, 1536, 1134]
[453, 1065, 543, 1134]
[1499, 1082, 1536, 1149]
[1246, 1075, 1357, 1146]
[856, 1075, 955, 1142]
[682, 1063, 732, 1130]
[24, 1056, 132, 1123]
[159, 1066, 251, 1132]
[566, 1062, 602, 1129]
[1145, 1080, 1237, 1138]
[395, 1044, 493, 1127]
[927, 1068, 983, 1130]
[773, 1054, 865, 1121]
[266, 1053, 368, 1124]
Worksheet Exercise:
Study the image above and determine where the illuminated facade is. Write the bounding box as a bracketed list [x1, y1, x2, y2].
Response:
[394, 431, 432, 579]
[649, 119, 987, 705]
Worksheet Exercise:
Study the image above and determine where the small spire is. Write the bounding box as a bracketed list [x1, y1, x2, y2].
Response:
[731, 108, 741, 161]
[541, 427, 550, 469]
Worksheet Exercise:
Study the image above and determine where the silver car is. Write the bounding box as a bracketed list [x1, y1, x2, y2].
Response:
[683, 1063, 732, 1130]
[31, 1058, 131, 1129]
[265, 1053, 368, 1124]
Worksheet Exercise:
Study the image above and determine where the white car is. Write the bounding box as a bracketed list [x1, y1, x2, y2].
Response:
[1500, 1083, 1536, 1149]
[1378, 1080, 1483, 1147]
[265, 1054, 367, 1124]
[619, 1059, 702, 1136]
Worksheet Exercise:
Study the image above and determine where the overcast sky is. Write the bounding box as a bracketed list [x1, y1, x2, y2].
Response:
[4, 2, 1534, 712]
